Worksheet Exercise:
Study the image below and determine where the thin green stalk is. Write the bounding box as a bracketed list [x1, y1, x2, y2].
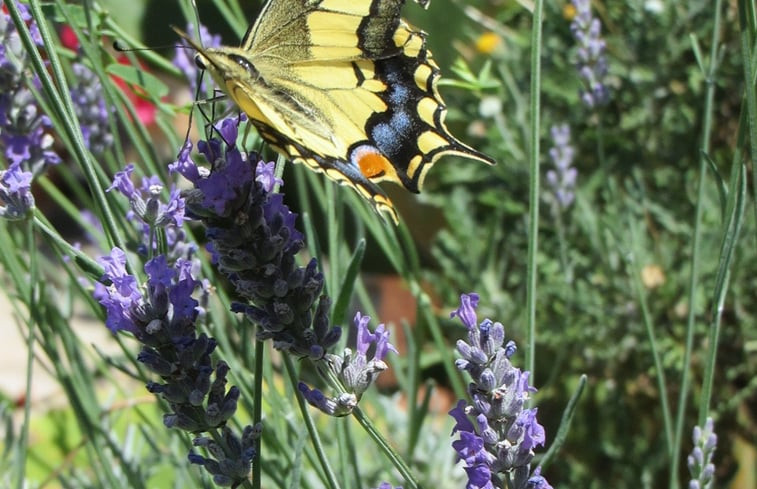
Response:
[208, 0, 248, 37]
[668, 1, 723, 485]
[403, 322, 422, 456]
[627, 216, 673, 453]
[336, 421, 358, 488]
[56, 1, 167, 180]
[700, 161, 747, 419]
[413, 287, 465, 398]
[525, 0, 544, 378]
[318, 366, 422, 489]
[738, 0, 757, 243]
[252, 339, 264, 489]
[326, 182, 340, 299]
[352, 406, 422, 489]
[33, 213, 103, 280]
[282, 355, 341, 489]
[539, 374, 586, 469]
[53, 1, 132, 173]
[14, 220, 36, 489]
[596, 116, 607, 174]
[552, 203, 573, 284]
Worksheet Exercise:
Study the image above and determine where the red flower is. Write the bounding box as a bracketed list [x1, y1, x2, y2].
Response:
[110, 55, 158, 126]
[60, 24, 79, 51]
[59, 25, 158, 126]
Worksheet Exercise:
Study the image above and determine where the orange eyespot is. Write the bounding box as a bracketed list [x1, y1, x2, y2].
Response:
[352, 145, 391, 180]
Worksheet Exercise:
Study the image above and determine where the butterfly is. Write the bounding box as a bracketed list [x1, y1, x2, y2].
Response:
[175, 0, 494, 224]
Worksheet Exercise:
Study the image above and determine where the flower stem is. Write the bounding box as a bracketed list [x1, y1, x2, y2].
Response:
[352, 406, 422, 489]
[252, 339, 264, 489]
[525, 0, 544, 379]
[283, 355, 341, 489]
[668, 0, 724, 486]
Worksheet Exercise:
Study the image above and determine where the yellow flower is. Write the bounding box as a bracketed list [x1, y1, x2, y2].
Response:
[475, 31, 502, 55]
[563, 3, 577, 20]
[641, 264, 665, 289]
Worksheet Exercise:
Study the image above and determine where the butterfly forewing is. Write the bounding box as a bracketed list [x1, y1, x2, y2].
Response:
[186, 0, 494, 224]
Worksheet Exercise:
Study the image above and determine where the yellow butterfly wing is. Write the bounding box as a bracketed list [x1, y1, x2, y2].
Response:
[178, 0, 494, 223]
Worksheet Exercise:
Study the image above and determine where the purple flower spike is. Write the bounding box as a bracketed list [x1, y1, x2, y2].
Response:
[181, 115, 341, 360]
[108, 164, 137, 198]
[0, 6, 61, 173]
[255, 160, 281, 193]
[0, 162, 34, 219]
[688, 418, 717, 489]
[69, 62, 113, 155]
[107, 164, 186, 246]
[298, 382, 356, 417]
[312, 312, 398, 415]
[546, 123, 577, 209]
[169, 140, 202, 183]
[93, 247, 141, 334]
[570, 0, 610, 108]
[93, 154, 255, 485]
[450, 292, 480, 329]
[449, 293, 550, 489]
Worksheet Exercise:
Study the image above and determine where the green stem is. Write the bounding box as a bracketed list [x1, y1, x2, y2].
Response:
[252, 340, 264, 489]
[539, 375, 587, 469]
[525, 0, 544, 379]
[700, 160, 747, 418]
[353, 407, 422, 489]
[318, 366, 422, 489]
[668, 0, 723, 486]
[738, 1, 757, 243]
[33, 213, 103, 280]
[14, 220, 36, 489]
[283, 356, 341, 489]
[627, 217, 673, 453]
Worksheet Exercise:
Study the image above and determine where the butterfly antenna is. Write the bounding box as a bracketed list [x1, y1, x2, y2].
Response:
[113, 40, 182, 52]
[210, 87, 219, 122]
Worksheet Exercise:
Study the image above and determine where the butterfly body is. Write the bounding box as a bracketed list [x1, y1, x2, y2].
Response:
[178, 0, 494, 223]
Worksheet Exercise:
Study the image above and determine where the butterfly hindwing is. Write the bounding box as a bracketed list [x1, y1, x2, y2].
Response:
[178, 0, 494, 223]
[254, 120, 399, 222]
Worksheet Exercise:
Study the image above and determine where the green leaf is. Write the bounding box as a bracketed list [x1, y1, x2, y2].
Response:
[105, 63, 169, 98]
[331, 239, 366, 326]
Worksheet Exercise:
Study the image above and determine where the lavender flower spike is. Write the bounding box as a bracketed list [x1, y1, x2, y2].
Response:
[107, 164, 186, 231]
[93, 247, 255, 484]
[570, 0, 609, 108]
[301, 312, 398, 416]
[449, 293, 551, 489]
[0, 3, 61, 174]
[176, 115, 341, 359]
[687, 417, 717, 489]
[69, 62, 114, 155]
[546, 124, 577, 209]
[0, 162, 34, 219]
[94, 163, 255, 486]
